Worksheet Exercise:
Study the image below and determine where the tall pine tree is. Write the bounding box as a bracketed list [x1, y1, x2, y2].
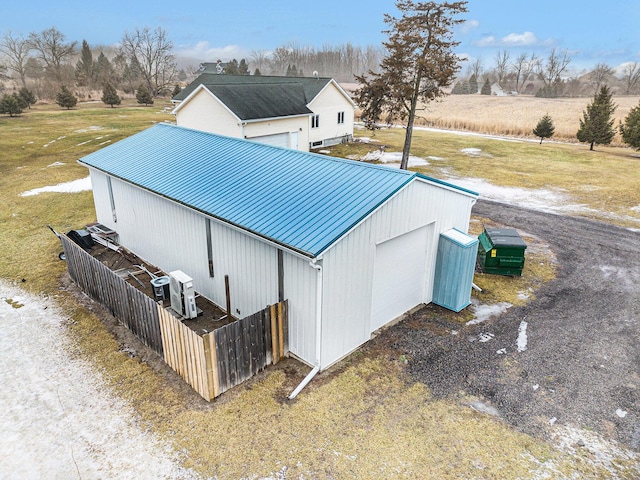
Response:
[75, 40, 94, 87]
[620, 101, 640, 150]
[355, 1, 468, 170]
[577, 85, 616, 150]
[56, 86, 77, 109]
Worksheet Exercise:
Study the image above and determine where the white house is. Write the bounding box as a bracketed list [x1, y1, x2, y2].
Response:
[78, 124, 478, 374]
[172, 74, 356, 151]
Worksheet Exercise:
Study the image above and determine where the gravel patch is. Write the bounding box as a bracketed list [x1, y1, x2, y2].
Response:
[392, 199, 640, 450]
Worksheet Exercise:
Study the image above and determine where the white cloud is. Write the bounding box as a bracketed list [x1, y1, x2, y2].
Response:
[460, 19, 479, 34]
[502, 31, 538, 46]
[474, 31, 548, 48]
[175, 41, 249, 61]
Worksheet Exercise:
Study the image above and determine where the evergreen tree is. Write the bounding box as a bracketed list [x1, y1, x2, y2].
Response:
[18, 87, 37, 109]
[468, 73, 478, 94]
[461, 80, 470, 94]
[286, 64, 292, 76]
[225, 59, 239, 75]
[620, 101, 640, 150]
[533, 113, 555, 144]
[12, 92, 28, 110]
[75, 39, 94, 86]
[577, 85, 617, 150]
[56, 85, 77, 109]
[171, 84, 182, 97]
[94, 52, 114, 87]
[451, 81, 464, 94]
[136, 84, 154, 105]
[253, 68, 262, 76]
[0, 94, 23, 116]
[101, 82, 121, 107]
[481, 77, 491, 95]
[239, 59, 249, 75]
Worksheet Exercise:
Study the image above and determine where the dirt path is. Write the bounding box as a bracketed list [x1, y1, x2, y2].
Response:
[392, 199, 640, 449]
[0, 281, 199, 480]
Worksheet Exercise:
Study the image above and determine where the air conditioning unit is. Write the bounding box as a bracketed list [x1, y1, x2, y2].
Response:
[169, 270, 197, 319]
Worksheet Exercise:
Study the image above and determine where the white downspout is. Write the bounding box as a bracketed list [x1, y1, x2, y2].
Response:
[288, 258, 323, 399]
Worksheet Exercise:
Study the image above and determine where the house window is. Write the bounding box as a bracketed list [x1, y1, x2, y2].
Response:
[311, 114, 320, 128]
[337, 111, 345, 124]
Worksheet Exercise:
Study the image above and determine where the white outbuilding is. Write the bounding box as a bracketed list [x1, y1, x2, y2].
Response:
[79, 123, 478, 372]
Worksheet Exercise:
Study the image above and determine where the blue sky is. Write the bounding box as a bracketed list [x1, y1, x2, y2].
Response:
[3, 0, 639, 74]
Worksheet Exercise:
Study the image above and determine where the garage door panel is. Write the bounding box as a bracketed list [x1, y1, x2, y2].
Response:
[370, 224, 434, 332]
[248, 132, 289, 148]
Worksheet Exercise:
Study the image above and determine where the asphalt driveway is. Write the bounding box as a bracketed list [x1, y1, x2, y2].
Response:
[390, 199, 640, 449]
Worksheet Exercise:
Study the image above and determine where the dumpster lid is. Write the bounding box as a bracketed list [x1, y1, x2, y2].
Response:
[484, 228, 527, 248]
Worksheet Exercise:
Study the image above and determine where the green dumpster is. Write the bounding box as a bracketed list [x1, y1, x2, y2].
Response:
[477, 227, 527, 276]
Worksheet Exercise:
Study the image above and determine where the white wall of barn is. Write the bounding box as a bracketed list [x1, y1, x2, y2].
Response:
[88, 169, 320, 367]
[317, 179, 476, 369]
[87, 170, 475, 371]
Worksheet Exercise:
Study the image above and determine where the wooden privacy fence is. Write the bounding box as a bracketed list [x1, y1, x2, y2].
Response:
[159, 301, 287, 400]
[61, 234, 288, 401]
[61, 234, 164, 355]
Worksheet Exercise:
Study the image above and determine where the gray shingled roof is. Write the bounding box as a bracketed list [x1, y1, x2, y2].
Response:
[173, 73, 333, 105]
[204, 83, 312, 120]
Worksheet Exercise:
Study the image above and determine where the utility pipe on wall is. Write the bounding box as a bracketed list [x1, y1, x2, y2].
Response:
[288, 258, 324, 400]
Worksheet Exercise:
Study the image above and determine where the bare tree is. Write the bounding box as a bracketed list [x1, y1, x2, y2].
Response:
[28, 27, 76, 83]
[120, 26, 177, 96]
[538, 48, 571, 87]
[590, 62, 614, 93]
[250, 49, 269, 73]
[493, 50, 509, 88]
[0, 32, 32, 87]
[468, 56, 483, 80]
[621, 62, 640, 95]
[511, 52, 539, 93]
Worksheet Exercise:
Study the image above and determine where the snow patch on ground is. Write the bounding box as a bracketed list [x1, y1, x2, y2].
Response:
[549, 425, 640, 478]
[47, 161, 65, 167]
[447, 176, 595, 215]
[75, 126, 103, 133]
[517, 321, 528, 352]
[460, 147, 493, 158]
[0, 281, 199, 479]
[466, 300, 512, 325]
[360, 150, 429, 167]
[20, 176, 92, 197]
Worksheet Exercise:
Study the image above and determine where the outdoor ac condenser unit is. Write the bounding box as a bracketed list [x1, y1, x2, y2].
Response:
[169, 270, 197, 319]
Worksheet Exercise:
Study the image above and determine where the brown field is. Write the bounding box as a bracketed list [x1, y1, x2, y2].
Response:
[351, 92, 640, 143]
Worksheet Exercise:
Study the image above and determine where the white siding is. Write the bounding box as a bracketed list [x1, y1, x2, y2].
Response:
[308, 82, 355, 146]
[89, 171, 279, 319]
[282, 253, 317, 366]
[175, 88, 242, 137]
[318, 180, 475, 369]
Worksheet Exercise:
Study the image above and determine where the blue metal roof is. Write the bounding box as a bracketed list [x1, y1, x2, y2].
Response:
[78, 123, 476, 257]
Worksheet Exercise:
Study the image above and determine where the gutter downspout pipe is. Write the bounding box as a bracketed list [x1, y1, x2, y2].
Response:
[288, 258, 323, 400]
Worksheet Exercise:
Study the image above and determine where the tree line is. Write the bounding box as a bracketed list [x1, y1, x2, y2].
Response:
[0, 26, 384, 104]
[452, 49, 640, 97]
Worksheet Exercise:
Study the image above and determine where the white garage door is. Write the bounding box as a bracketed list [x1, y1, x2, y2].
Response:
[370, 224, 434, 333]
[248, 132, 289, 148]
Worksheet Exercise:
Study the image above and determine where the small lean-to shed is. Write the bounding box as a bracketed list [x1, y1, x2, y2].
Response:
[78, 124, 478, 370]
[432, 229, 479, 312]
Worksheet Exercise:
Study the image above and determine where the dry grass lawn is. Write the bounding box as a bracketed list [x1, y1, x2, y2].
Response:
[2, 100, 639, 479]
[405, 94, 640, 143]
